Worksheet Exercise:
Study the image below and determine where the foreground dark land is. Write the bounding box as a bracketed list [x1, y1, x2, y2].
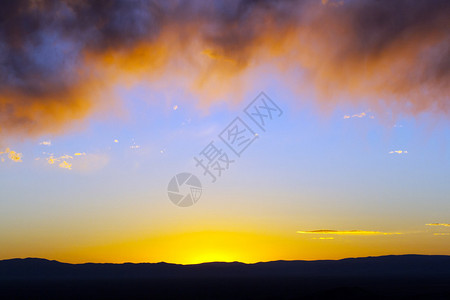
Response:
[1, 255, 449, 299]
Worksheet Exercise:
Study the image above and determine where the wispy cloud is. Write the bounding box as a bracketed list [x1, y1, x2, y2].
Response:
[0, 148, 23, 162]
[433, 233, 450, 236]
[344, 112, 365, 119]
[46, 154, 73, 169]
[39, 140, 51, 146]
[42, 151, 108, 172]
[389, 150, 408, 154]
[58, 161, 72, 170]
[297, 230, 402, 235]
[343, 112, 375, 120]
[312, 237, 335, 240]
[426, 223, 450, 227]
[73, 153, 109, 172]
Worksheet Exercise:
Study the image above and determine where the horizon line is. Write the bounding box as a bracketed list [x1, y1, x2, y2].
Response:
[2, 254, 448, 266]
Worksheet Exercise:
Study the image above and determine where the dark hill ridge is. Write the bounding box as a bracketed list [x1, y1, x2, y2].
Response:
[1, 254, 449, 279]
[1, 255, 449, 299]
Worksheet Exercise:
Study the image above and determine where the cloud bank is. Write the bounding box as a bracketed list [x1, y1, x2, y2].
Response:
[1, 0, 448, 138]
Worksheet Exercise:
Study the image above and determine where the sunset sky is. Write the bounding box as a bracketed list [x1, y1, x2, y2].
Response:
[0, 0, 449, 264]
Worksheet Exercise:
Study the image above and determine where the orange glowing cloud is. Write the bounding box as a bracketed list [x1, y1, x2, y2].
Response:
[42, 152, 108, 172]
[0, 148, 23, 162]
[0, 0, 448, 139]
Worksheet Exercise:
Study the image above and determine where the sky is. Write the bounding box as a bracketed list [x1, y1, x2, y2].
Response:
[0, 0, 449, 264]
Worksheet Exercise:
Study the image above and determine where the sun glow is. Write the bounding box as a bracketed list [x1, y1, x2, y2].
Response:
[59, 230, 294, 265]
[149, 231, 276, 265]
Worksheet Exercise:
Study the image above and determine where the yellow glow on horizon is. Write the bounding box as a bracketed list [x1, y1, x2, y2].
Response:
[3, 227, 450, 265]
[59, 230, 298, 265]
[136, 231, 284, 265]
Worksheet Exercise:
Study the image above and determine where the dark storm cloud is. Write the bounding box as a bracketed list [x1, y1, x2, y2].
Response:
[0, 0, 448, 138]
[0, 0, 161, 95]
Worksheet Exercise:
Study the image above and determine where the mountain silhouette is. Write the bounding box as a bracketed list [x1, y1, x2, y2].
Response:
[1, 255, 449, 299]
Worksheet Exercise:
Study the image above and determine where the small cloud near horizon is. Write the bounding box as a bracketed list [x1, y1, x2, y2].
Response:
[297, 230, 402, 235]
[426, 223, 450, 227]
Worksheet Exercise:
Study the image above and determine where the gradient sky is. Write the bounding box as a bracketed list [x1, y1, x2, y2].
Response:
[0, 0, 449, 264]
